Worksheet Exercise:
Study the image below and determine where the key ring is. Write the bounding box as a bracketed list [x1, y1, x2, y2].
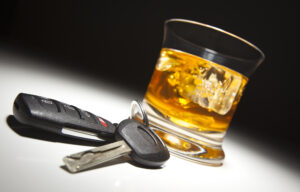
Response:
[130, 100, 149, 127]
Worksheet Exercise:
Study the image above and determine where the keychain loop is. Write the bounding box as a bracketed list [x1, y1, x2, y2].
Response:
[130, 100, 149, 127]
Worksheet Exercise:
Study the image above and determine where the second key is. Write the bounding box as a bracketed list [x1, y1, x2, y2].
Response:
[63, 118, 170, 172]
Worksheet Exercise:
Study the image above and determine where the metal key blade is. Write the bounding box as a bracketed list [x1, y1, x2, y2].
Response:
[63, 140, 132, 173]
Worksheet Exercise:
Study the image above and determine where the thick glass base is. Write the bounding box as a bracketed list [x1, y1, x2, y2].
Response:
[143, 101, 225, 166]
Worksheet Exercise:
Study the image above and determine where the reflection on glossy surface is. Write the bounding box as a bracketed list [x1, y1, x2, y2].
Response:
[0, 50, 299, 192]
[154, 128, 224, 166]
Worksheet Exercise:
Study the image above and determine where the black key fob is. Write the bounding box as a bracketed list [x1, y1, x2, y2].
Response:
[13, 93, 116, 141]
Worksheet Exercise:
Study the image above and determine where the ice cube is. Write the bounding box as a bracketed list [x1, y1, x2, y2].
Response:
[156, 57, 173, 71]
[156, 54, 182, 71]
[170, 64, 242, 115]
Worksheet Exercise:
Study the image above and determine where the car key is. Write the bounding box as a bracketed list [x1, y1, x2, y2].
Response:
[13, 93, 116, 141]
[63, 118, 170, 172]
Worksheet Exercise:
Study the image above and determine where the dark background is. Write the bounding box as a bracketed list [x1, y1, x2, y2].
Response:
[1, 1, 299, 157]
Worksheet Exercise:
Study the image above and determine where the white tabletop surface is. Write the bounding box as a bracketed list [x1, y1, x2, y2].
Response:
[0, 50, 299, 192]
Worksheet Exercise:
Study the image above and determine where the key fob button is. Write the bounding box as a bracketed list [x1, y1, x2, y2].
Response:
[62, 104, 80, 118]
[38, 98, 58, 112]
[79, 110, 97, 123]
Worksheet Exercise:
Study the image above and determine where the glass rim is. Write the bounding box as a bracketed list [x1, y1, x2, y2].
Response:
[165, 18, 265, 62]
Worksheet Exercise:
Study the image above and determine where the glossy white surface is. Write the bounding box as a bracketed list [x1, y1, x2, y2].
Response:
[0, 52, 299, 192]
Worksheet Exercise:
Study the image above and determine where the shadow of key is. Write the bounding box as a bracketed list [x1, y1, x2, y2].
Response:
[6, 115, 109, 147]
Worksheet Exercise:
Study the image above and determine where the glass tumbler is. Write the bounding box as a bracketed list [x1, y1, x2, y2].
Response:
[143, 19, 265, 166]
